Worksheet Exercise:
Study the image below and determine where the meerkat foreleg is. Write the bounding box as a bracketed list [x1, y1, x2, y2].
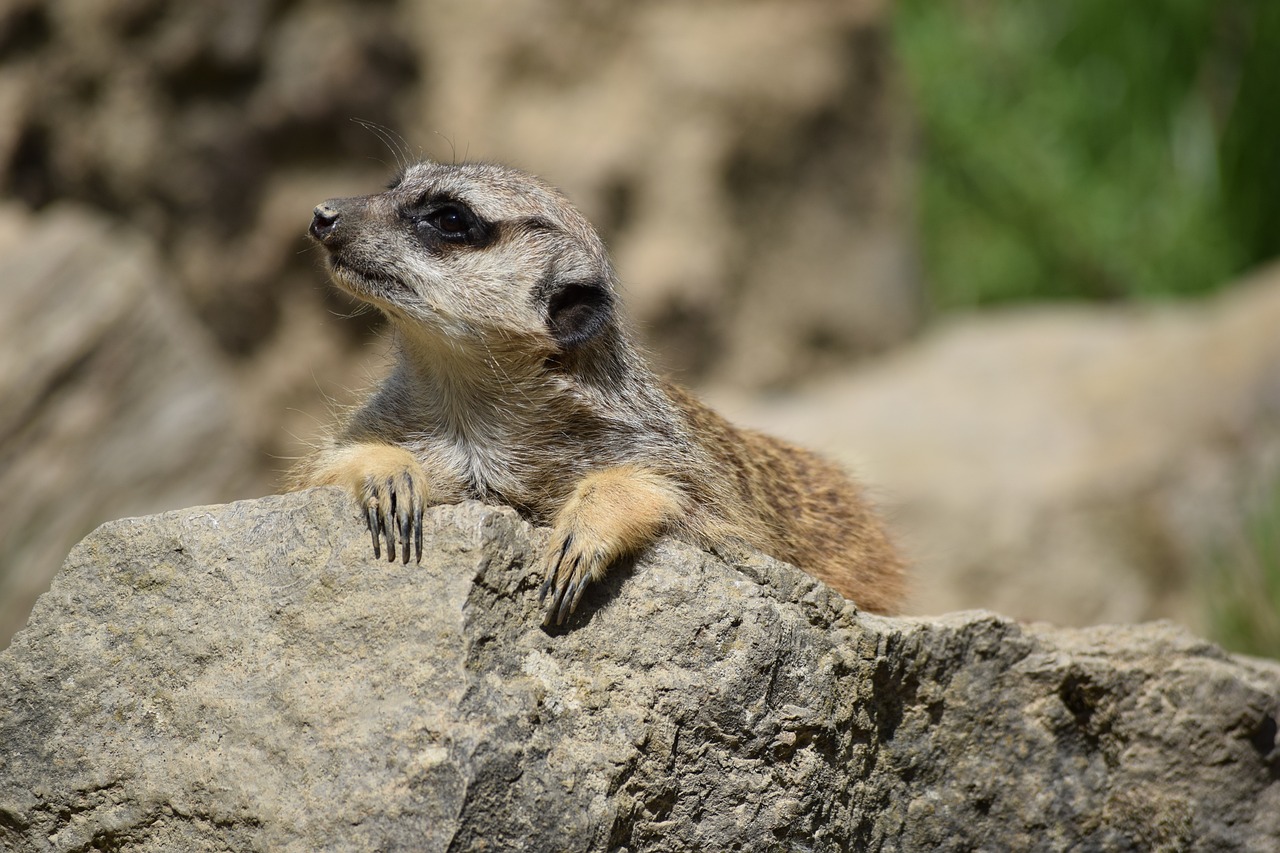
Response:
[539, 464, 685, 625]
[297, 441, 429, 564]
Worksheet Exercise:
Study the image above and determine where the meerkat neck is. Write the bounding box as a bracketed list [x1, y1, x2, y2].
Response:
[392, 325, 541, 404]
[388, 319, 675, 446]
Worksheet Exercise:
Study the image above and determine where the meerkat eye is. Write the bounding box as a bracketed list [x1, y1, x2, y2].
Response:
[427, 205, 470, 237]
[405, 199, 488, 248]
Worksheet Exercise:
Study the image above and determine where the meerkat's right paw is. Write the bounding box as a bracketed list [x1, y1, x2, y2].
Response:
[301, 442, 429, 564]
[538, 465, 685, 626]
[358, 463, 428, 565]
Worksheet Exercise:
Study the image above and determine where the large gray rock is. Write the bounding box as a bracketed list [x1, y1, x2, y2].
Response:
[2, 490, 1277, 851]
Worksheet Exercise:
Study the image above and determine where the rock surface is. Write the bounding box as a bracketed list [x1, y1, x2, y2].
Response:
[2, 490, 1277, 851]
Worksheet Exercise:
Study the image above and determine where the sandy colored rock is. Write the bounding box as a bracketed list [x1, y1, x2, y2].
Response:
[1, 490, 1276, 850]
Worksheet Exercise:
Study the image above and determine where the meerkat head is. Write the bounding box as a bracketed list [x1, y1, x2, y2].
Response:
[308, 161, 618, 361]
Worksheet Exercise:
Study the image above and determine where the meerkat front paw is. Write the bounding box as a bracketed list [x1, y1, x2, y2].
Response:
[539, 465, 685, 626]
[297, 442, 429, 564]
[539, 525, 619, 627]
[358, 463, 428, 564]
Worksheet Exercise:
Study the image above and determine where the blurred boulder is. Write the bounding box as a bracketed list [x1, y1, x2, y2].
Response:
[0, 0, 417, 358]
[0, 204, 260, 646]
[715, 264, 1280, 629]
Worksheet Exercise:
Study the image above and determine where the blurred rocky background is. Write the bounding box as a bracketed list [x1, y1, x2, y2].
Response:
[1, 0, 1278, 655]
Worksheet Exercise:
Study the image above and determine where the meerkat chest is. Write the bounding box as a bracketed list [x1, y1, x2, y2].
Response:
[412, 411, 564, 511]
[445, 432, 523, 499]
[402, 376, 603, 515]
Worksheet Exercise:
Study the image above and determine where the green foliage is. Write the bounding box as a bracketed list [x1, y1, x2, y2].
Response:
[1204, 476, 1280, 659]
[894, 0, 1280, 310]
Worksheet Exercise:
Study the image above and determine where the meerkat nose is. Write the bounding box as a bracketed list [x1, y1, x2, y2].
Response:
[309, 203, 341, 243]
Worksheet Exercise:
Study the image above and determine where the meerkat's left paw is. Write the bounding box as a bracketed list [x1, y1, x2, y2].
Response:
[358, 464, 427, 565]
[537, 465, 685, 626]
[539, 526, 617, 627]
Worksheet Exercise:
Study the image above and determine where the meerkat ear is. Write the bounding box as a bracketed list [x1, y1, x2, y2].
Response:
[547, 278, 614, 350]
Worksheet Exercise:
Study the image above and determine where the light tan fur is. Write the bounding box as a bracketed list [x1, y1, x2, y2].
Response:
[291, 160, 905, 623]
[540, 465, 687, 624]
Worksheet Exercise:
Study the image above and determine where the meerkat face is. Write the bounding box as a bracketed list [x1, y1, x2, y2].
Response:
[309, 161, 617, 357]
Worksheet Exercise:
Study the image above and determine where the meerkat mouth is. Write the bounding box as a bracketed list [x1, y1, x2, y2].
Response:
[329, 256, 404, 297]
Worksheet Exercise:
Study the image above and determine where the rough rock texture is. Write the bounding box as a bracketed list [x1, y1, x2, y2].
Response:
[2, 490, 1277, 851]
[0, 0, 418, 356]
[0, 203, 262, 648]
[716, 263, 1280, 630]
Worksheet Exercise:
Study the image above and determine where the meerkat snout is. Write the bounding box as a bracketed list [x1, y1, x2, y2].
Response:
[309, 203, 341, 243]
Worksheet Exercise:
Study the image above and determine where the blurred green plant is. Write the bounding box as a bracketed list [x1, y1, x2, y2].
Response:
[894, 0, 1280, 309]
[1203, 475, 1280, 659]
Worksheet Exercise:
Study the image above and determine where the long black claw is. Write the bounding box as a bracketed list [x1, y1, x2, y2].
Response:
[383, 477, 396, 563]
[399, 510, 411, 565]
[555, 583, 574, 626]
[568, 578, 588, 617]
[382, 509, 395, 562]
[397, 473, 413, 564]
[414, 505, 424, 564]
[366, 500, 381, 560]
[540, 580, 560, 626]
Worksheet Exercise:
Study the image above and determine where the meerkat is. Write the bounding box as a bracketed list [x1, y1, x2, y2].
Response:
[291, 160, 905, 624]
